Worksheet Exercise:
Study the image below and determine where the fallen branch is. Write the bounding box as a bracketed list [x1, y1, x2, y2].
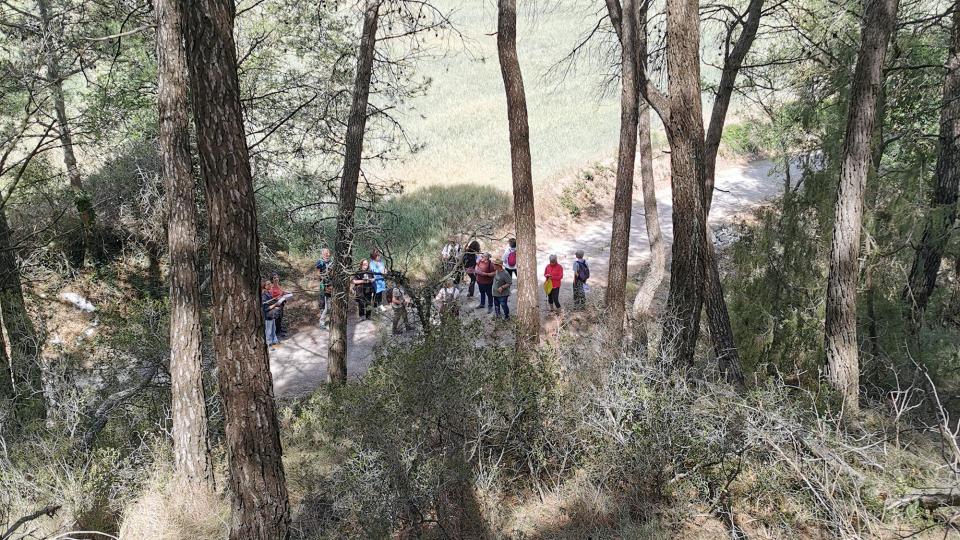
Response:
[78, 364, 159, 451]
[1, 504, 61, 539]
[886, 487, 960, 511]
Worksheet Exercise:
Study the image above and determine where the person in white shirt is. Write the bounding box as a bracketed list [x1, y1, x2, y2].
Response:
[502, 237, 517, 279]
[434, 278, 461, 319]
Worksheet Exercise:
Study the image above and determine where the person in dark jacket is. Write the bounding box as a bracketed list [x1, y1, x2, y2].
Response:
[261, 280, 280, 346]
[352, 259, 375, 320]
[463, 240, 480, 297]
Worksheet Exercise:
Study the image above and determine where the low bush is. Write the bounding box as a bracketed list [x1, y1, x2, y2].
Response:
[286, 320, 570, 538]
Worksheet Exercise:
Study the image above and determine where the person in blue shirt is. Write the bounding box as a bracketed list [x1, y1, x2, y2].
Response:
[369, 248, 388, 310]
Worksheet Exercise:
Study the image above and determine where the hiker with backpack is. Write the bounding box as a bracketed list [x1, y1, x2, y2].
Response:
[434, 278, 461, 320]
[573, 250, 590, 309]
[502, 238, 517, 279]
[543, 254, 564, 314]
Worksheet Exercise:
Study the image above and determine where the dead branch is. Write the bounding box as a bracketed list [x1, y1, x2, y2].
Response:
[1, 505, 61, 540]
[886, 487, 960, 511]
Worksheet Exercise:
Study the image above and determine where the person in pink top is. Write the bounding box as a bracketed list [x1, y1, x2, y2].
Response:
[544, 254, 563, 314]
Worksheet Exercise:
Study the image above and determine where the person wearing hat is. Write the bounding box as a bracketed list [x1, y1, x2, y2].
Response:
[491, 257, 513, 320]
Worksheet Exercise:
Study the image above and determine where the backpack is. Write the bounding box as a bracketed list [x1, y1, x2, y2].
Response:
[576, 260, 590, 282]
[507, 249, 517, 267]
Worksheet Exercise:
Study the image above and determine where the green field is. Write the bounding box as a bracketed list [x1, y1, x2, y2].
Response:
[374, 2, 624, 190]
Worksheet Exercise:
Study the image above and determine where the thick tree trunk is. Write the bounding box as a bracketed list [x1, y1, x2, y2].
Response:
[0, 208, 41, 419]
[180, 0, 290, 534]
[603, 0, 640, 341]
[904, 1, 960, 326]
[659, 0, 709, 368]
[155, 0, 213, 489]
[699, 0, 763, 384]
[632, 0, 666, 325]
[328, 0, 380, 385]
[824, 0, 899, 417]
[496, 0, 540, 350]
[36, 0, 99, 266]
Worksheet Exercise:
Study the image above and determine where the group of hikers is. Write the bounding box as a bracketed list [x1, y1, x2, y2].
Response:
[433, 239, 591, 321]
[260, 237, 593, 347]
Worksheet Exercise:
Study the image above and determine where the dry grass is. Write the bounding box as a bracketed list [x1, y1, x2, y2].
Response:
[371, 1, 625, 191]
[119, 466, 229, 540]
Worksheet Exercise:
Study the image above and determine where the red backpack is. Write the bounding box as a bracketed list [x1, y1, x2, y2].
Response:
[507, 249, 517, 267]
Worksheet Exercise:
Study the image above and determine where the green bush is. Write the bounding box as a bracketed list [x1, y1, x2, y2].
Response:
[720, 122, 771, 158]
[286, 321, 566, 538]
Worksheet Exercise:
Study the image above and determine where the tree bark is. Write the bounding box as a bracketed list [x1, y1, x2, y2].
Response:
[603, 0, 640, 341]
[328, 0, 380, 385]
[155, 0, 213, 489]
[697, 0, 763, 384]
[180, 0, 290, 534]
[0, 207, 41, 419]
[37, 0, 99, 266]
[904, 0, 960, 326]
[632, 0, 667, 325]
[658, 0, 709, 368]
[824, 0, 899, 417]
[497, 0, 540, 350]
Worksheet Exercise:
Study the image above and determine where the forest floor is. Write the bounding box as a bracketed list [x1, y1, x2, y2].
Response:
[269, 158, 791, 397]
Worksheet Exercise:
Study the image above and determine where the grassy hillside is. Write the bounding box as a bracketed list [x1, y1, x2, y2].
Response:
[374, 2, 624, 190]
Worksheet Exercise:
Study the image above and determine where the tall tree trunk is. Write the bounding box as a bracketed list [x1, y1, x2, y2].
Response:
[0, 207, 42, 420]
[36, 0, 99, 266]
[328, 0, 380, 385]
[181, 0, 290, 534]
[824, 0, 899, 417]
[604, 0, 640, 341]
[632, 0, 667, 324]
[699, 0, 763, 384]
[155, 0, 213, 489]
[904, 1, 960, 326]
[496, 0, 540, 350]
[658, 0, 709, 368]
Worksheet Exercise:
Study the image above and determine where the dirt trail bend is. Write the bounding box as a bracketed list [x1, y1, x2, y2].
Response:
[534, 159, 792, 307]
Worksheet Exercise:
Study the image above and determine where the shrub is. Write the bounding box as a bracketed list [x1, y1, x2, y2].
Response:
[286, 321, 568, 538]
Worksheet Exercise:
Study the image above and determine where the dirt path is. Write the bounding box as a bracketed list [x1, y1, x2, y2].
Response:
[533, 159, 791, 309]
[269, 158, 789, 397]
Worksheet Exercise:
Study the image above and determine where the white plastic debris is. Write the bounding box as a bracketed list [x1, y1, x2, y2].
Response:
[59, 292, 96, 313]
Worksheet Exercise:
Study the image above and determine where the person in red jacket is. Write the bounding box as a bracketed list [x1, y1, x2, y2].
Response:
[544, 254, 563, 314]
[474, 252, 496, 313]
